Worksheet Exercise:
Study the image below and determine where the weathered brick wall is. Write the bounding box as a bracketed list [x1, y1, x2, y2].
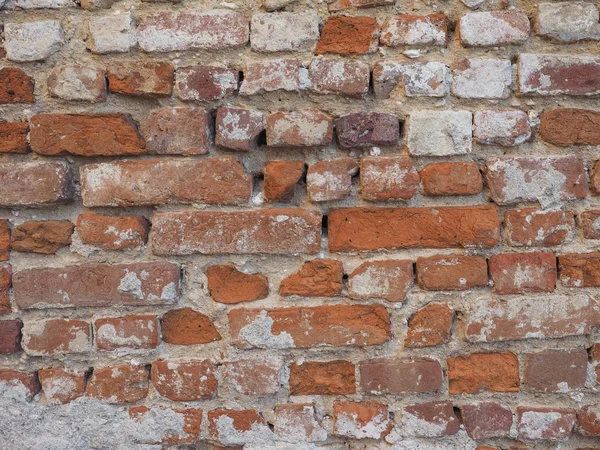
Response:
[0, 0, 600, 447]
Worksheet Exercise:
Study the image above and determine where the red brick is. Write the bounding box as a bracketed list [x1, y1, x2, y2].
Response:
[80, 157, 251, 207]
[76, 214, 149, 250]
[129, 406, 202, 444]
[447, 352, 520, 394]
[0, 369, 40, 400]
[505, 208, 575, 247]
[13, 261, 179, 309]
[0, 161, 72, 207]
[230, 304, 390, 349]
[0, 320, 21, 354]
[405, 303, 453, 348]
[473, 110, 531, 146]
[206, 264, 269, 304]
[459, 11, 530, 46]
[539, 108, 600, 146]
[347, 260, 413, 302]
[524, 349, 587, 392]
[420, 162, 482, 196]
[280, 259, 343, 297]
[266, 109, 333, 147]
[108, 61, 173, 96]
[47, 65, 106, 103]
[10, 220, 73, 255]
[137, 10, 249, 52]
[215, 107, 265, 151]
[466, 294, 600, 342]
[274, 404, 327, 442]
[95, 315, 159, 351]
[239, 59, 300, 95]
[329, 206, 500, 252]
[559, 253, 600, 287]
[263, 161, 305, 202]
[517, 407, 575, 441]
[208, 409, 272, 446]
[593, 162, 600, 194]
[38, 368, 86, 406]
[578, 403, 600, 436]
[381, 14, 447, 46]
[518, 54, 600, 96]
[175, 65, 239, 101]
[0, 265, 10, 314]
[333, 401, 391, 439]
[0, 221, 8, 262]
[316, 16, 379, 55]
[21, 318, 91, 356]
[0, 67, 34, 103]
[402, 402, 459, 437]
[336, 112, 400, 148]
[0, 122, 29, 153]
[485, 156, 586, 207]
[360, 357, 443, 394]
[152, 209, 322, 256]
[307, 159, 358, 202]
[290, 360, 355, 395]
[489, 252, 556, 294]
[417, 255, 488, 291]
[360, 156, 419, 201]
[461, 403, 513, 439]
[581, 210, 600, 239]
[145, 107, 212, 155]
[152, 360, 217, 401]
[223, 359, 281, 395]
[308, 58, 370, 96]
[161, 308, 221, 346]
[86, 365, 149, 404]
[30, 113, 145, 157]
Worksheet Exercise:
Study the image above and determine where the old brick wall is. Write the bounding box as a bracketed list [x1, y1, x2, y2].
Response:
[0, 0, 600, 447]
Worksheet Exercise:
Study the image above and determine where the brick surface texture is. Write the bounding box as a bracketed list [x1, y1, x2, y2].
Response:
[0, 0, 599, 448]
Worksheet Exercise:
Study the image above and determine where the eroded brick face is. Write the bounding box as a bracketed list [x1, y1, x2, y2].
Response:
[2, 1, 600, 448]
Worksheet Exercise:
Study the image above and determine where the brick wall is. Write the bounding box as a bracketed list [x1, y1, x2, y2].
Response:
[0, 0, 599, 447]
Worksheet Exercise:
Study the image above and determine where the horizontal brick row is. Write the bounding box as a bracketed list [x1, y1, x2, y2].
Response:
[4, 53, 600, 106]
[4, 7, 598, 61]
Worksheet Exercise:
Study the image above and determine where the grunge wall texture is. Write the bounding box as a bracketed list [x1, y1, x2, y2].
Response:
[0, 0, 600, 448]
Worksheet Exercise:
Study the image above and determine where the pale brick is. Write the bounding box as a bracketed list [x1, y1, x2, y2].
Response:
[145, 107, 212, 155]
[347, 260, 413, 302]
[459, 10, 530, 46]
[0, 162, 72, 207]
[47, 66, 106, 103]
[251, 11, 320, 52]
[465, 294, 600, 342]
[401, 402, 460, 437]
[360, 156, 420, 201]
[328, 0, 393, 11]
[274, 404, 327, 442]
[88, 12, 137, 54]
[137, 10, 249, 52]
[518, 54, 600, 96]
[484, 156, 586, 208]
[80, 157, 250, 207]
[239, 59, 300, 95]
[517, 408, 576, 441]
[407, 110, 472, 156]
[175, 66, 239, 101]
[473, 110, 531, 146]
[308, 58, 370, 96]
[373, 61, 451, 98]
[5, 21, 64, 62]
[537, 2, 600, 42]
[151, 209, 322, 255]
[452, 58, 512, 99]
[381, 14, 447, 46]
[266, 110, 333, 147]
[7, 0, 74, 8]
[307, 159, 359, 202]
[216, 107, 265, 151]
